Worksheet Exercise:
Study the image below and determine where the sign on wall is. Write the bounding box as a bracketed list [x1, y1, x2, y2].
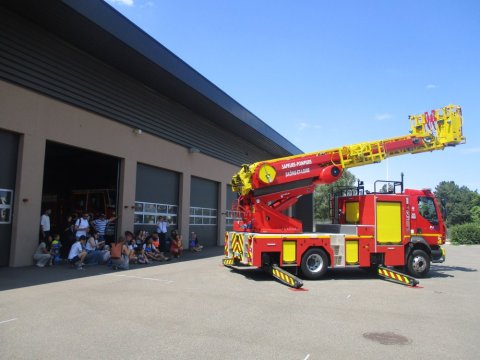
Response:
[0, 189, 13, 224]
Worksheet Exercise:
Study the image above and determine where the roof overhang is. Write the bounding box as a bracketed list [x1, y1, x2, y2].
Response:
[3, 0, 302, 157]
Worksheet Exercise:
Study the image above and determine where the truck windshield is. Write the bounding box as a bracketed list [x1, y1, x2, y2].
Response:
[418, 196, 439, 225]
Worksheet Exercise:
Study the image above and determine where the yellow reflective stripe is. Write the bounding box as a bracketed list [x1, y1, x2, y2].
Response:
[410, 233, 442, 237]
[378, 267, 416, 285]
[238, 231, 375, 241]
[345, 236, 374, 239]
[254, 234, 331, 239]
[272, 269, 295, 285]
[253, 234, 375, 240]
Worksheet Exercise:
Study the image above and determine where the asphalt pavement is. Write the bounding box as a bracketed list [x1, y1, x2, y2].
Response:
[0, 245, 479, 360]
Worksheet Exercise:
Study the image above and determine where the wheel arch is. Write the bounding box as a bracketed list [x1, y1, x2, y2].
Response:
[302, 246, 332, 267]
[406, 236, 431, 260]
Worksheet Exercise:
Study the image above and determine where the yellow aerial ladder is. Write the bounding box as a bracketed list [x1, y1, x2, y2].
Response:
[232, 104, 465, 197]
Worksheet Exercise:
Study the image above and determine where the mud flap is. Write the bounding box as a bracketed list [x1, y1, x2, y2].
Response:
[270, 265, 304, 289]
[378, 266, 419, 287]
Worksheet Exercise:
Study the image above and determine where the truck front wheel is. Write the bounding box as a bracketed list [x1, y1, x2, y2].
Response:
[301, 248, 328, 280]
[407, 249, 431, 278]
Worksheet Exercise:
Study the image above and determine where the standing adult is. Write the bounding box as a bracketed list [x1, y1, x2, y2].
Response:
[74, 212, 90, 239]
[40, 208, 51, 241]
[156, 216, 169, 252]
[92, 213, 117, 242]
[104, 210, 117, 245]
[62, 214, 76, 259]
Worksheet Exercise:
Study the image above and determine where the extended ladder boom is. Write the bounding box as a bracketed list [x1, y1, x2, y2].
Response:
[232, 105, 465, 197]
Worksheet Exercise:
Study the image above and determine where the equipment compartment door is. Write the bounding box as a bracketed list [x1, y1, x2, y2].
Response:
[282, 240, 297, 264]
[376, 201, 402, 244]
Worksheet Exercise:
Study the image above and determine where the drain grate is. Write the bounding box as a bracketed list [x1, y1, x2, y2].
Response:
[363, 332, 412, 345]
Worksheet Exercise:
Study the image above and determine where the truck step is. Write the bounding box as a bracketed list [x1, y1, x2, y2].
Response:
[270, 265, 304, 289]
[378, 266, 419, 287]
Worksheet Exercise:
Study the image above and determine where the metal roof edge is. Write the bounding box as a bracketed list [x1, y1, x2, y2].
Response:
[62, 0, 302, 155]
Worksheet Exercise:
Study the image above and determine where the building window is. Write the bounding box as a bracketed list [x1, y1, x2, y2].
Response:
[189, 207, 217, 226]
[134, 202, 177, 226]
[0, 189, 13, 224]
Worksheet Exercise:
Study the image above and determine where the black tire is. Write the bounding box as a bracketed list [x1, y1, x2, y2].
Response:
[301, 248, 328, 280]
[407, 249, 431, 278]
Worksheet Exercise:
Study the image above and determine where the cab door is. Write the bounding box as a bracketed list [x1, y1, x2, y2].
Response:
[375, 195, 406, 266]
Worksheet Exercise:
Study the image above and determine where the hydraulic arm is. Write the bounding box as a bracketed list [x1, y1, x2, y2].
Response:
[231, 105, 465, 233]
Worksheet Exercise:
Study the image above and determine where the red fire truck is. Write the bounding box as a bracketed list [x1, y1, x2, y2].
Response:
[223, 105, 465, 287]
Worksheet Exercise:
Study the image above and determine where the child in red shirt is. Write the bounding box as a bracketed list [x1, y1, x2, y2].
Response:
[170, 230, 183, 258]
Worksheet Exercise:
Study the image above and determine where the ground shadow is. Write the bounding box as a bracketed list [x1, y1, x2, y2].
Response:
[227, 263, 479, 286]
[227, 267, 273, 283]
[428, 264, 477, 278]
[0, 246, 224, 292]
[227, 266, 380, 286]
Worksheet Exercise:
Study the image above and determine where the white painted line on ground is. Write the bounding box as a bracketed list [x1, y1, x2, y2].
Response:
[0, 318, 17, 325]
[99, 273, 173, 284]
[303, 354, 310, 360]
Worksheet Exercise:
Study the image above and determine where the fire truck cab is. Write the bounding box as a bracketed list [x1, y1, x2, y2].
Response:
[312, 178, 446, 279]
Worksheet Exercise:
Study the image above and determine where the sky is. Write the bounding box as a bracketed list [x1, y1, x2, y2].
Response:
[105, 0, 479, 192]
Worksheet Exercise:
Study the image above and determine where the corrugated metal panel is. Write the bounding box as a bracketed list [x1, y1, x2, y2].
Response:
[135, 164, 179, 205]
[0, 8, 275, 165]
[0, 130, 18, 267]
[190, 176, 218, 247]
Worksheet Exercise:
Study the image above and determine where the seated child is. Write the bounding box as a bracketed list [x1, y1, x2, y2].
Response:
[189, 232, 203, 252]
[133, 230, 148, 263]
[170, 229, 183, 258]
[50, 234, 62, 264]
[110, 236, 129, 270]
[143, 237, 169, 261]
[127, 237, 138, 264]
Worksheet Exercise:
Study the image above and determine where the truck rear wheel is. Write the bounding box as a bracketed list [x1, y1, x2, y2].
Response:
[301, 248, 328, 280]
[407, 249, 431, 278]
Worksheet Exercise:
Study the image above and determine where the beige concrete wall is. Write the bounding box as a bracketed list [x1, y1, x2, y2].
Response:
[0, 80, 238, 266]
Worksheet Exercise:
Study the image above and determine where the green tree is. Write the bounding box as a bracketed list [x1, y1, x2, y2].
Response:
[470, 206, 480, 223]
[314, 170, 356, 221]
[434, 181, 478, 226]
[379, 183, 394, 193]
[470, 192, 480, 223]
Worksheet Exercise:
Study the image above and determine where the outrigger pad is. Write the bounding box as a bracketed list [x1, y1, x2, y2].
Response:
[271, 265, 304, 289]
[378, 266, 419, 287]
[223, 258, 235, 266]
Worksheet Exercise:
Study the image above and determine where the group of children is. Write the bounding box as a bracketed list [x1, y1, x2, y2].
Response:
[33, 229, 203, 270]
[33, 233, 63, 267]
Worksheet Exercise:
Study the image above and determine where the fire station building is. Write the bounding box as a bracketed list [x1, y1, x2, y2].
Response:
[0, 1, 312, 267]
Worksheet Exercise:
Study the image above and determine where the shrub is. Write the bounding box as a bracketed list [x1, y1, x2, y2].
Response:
[449, 223, 480, 245]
